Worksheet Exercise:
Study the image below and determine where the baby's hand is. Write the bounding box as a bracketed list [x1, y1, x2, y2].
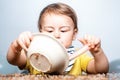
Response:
[11, 31, 33, 53]
[78, 34, 101, 54]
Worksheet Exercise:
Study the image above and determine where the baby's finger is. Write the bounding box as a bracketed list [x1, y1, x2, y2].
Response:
[23, 33, 32, 48]
[19, 40, 28, 52]
[78, 38, 87, 45]
[94, 37, 100, 45]
[17, 36, 28, 52]
[26, 31, 33, 41]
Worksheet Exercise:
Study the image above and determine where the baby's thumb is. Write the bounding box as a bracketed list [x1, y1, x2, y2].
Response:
[77, 38, 85, 45]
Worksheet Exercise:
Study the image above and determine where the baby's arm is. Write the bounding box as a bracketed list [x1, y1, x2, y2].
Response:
[7, 31, 33, 68]
[79, 34, 109, 73]
[87, 48, 109, 73]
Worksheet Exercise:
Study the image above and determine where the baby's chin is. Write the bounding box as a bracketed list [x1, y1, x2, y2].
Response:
[57, 40, 64, 46]
[63, 44, 72, 49]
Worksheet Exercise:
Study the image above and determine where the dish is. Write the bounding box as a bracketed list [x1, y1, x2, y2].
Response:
[27, 33, 69, 74]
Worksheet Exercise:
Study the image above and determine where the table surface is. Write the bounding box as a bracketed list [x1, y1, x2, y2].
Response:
[1, 73, 119, 80]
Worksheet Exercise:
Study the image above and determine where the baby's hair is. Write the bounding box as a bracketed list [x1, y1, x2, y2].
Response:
[38, 2, 78, 32]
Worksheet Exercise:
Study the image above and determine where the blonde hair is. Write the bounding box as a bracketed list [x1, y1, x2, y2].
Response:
[38, 2, 78, 32]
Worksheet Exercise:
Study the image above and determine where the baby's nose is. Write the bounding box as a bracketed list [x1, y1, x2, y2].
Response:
[54, 32, 60, 39]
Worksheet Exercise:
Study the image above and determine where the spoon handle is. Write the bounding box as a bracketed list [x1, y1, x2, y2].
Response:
[69, 45, 89, 60]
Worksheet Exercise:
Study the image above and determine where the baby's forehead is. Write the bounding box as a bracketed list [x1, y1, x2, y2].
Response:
[42, 12, 67, 18]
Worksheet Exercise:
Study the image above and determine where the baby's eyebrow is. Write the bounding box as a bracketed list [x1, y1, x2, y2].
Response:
[60, 26, 71, 28]
[60, 26, 72, 30]
[43, 26, 53, 28]
[43, 26, 54, 29]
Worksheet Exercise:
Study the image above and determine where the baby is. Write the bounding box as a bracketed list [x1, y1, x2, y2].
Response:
[7, 2, 109, 76]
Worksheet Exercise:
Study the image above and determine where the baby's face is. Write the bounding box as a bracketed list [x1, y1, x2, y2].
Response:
[40, 13, 77, 48]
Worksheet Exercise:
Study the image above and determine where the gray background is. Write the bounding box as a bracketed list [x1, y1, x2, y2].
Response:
[0, 0, 120, 74]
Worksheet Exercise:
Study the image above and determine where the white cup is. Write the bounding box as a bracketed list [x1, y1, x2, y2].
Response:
[27, 33, 69, 74]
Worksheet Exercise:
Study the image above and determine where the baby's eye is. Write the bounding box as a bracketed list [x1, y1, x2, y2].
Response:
[61, 30, 66, 33]
[60, 27, 69, 33]
[47, 30, 53, 33]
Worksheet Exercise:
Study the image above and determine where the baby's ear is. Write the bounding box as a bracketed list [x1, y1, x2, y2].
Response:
[73, 29, 78, 40]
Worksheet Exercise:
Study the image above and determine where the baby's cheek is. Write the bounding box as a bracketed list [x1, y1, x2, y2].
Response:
[64, 42, 72, 48]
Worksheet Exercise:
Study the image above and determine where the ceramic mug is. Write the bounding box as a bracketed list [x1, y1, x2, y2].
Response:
[27, 33, 69, 74]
